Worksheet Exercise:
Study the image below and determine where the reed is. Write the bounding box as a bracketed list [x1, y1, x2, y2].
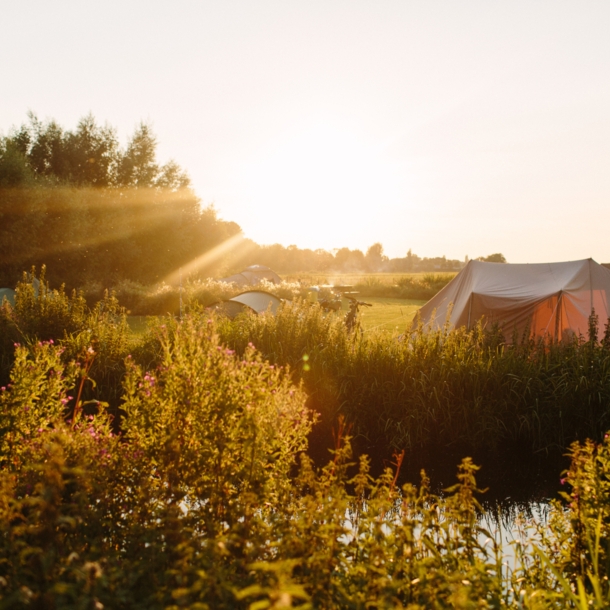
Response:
[218, 301, 610, 467]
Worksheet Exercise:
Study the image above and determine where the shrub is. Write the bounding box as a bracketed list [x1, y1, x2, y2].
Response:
[1, 309, 610, 607]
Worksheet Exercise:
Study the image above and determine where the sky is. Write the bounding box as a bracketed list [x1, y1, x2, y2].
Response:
[2, 1, 610, 263]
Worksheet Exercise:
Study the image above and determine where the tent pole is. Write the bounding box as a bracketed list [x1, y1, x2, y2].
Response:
[553, 291, 562, 340]
[589, 259, 594, 313]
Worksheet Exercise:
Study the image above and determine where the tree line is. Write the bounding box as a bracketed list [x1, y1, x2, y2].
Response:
[0, 113, 240, 288]
[0, 113, 505, 288]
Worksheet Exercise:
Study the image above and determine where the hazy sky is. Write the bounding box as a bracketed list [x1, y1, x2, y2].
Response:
[3, 1, 609, 262]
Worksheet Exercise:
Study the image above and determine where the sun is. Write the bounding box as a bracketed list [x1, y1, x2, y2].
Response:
[239, 121, 404, 251]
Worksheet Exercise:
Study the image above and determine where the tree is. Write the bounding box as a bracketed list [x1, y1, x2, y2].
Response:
[1, 114, 191, 190]
[478, 253, 507, 263]
[334, 247, 366, 272]
[63, 114, 119, 186]
[0, 113, 238, 287]
[117, 123, 159, 187]
[365, 242, 387, 272]
[0, 140, 34, 187]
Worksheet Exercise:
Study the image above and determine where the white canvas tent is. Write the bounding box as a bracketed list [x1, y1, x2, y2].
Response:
[206, 290, 283, 319]
[229, 290, 283, 314]
[413, 259, 610, 341]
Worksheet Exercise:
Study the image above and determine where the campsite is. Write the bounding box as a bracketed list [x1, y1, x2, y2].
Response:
[4, 1, 610, 598]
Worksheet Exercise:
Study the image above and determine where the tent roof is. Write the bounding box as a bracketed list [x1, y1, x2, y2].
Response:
[414, 258, 610, 341]
[206, 290, 283, 319]
[0, 288, 15, 307]
[229, 290, 283, 314]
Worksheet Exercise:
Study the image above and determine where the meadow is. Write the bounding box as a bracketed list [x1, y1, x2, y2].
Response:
[2, 271, 610, 607]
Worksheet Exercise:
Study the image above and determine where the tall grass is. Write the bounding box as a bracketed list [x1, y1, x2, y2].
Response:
[5, 273, 610, 475]
[218, 301, 610, 468]
[81, 277, 310, 315]
[0, 268, 135, 424]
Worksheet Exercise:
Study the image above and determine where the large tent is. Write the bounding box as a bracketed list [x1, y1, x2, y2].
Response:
[413, 259, 610, 341]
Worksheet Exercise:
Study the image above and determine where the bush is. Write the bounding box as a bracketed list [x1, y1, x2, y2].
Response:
[1, 304, 610, 607]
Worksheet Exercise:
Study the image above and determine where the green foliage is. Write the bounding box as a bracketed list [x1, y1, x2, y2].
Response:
[506, 434, 610, 608]
[1, 113, 188, 190]
[0, 268, 135, 425]
[1, 296, 610, 607]
[218, 301, 610, 460]
[0, 114, 241, 288]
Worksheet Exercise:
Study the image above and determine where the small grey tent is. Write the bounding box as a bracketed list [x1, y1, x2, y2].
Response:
[218, 265, 281, 287]
[413, 259, 610, 341]
[0, 288, 16, 307]
[206, 290, 283, 319]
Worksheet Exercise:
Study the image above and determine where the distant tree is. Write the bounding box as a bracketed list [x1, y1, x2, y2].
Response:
[365, 242, 387, 272]
[478, 253, 507, 263]
[405, 248, 418, 271]
[334, 247, 366, 272]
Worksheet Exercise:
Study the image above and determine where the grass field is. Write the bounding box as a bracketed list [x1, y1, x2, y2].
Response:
[348, 296, 426, 333]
